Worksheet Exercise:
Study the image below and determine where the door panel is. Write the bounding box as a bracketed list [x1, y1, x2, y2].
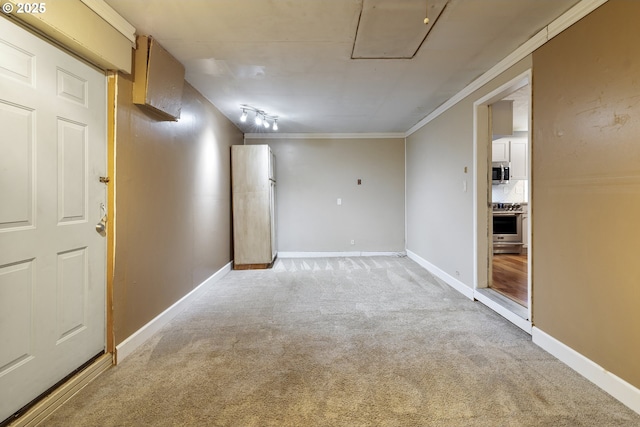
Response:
[0, 101, 34, 229]
[0, 17, 106, 422]
[0, 260, 35, 372]
[57, 119, 87, 223]
[56, 68, 88, 106]
[0, 38, 34, 85]
[56, 247, 88, 343]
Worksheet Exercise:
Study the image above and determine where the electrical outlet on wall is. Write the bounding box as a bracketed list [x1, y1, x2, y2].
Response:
[350, 240, 355, 245]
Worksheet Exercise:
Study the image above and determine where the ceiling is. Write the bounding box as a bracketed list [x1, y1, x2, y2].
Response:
[104, 0, 579, 135]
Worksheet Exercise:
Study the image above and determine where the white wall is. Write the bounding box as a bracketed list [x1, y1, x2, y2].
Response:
[246, 137, 405, 253]
[491, 179, 528, 204]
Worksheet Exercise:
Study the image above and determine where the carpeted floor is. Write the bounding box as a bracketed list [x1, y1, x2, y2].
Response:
[43, 256, 639, 426]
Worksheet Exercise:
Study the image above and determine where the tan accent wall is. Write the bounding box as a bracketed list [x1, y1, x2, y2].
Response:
[532, 0, 640, 388]
[112, 73, 242, 345]
[246, 138, 405, 253]
[4, 0, 132, 72]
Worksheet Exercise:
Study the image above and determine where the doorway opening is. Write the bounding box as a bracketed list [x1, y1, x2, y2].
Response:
[489, 84, 530, 312]
[472, 71, 532, 332]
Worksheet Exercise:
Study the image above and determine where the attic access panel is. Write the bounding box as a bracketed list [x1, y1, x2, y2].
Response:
[352, 0, 448, 59]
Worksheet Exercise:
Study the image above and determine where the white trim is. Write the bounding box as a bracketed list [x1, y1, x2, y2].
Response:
[9, 354, 113, 427]
[405, 29, 545, 137]
[404, 0, 607, 137]
[115, 261, 232, 363]
[244, 132, 406, 140]
[404, 136, 408, 252]
[278, 251, 406, 258]
[533, 327, 640, 415]
[473, 291, 532, 334]
[406, 249, 474, 300]
[548, 0, 608, 39]
[79, 0, 136, 45]
[472, 70, 533, 323]
[470, 79, 505, 295]
[471, 95, 482, 299]
[474, 70, 531, 108]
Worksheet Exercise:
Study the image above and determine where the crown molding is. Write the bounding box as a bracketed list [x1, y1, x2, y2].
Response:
[244, 132, 406, 140]
[548, 0, 608, 39]
[405, 28, 547, 138]
[405, 0, 608, 138]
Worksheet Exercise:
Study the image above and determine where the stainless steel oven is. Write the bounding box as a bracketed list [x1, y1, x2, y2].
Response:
[492, 203, 523, 254]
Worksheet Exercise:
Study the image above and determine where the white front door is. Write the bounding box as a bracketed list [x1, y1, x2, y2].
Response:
[0, 17, 107, 422]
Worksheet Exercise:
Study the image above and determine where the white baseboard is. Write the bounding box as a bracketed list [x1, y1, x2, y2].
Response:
[278, 251, 406, 258]
[406, 249, 474, 300]
[115, 261, 232, 363]
[533, 327, 640, 415]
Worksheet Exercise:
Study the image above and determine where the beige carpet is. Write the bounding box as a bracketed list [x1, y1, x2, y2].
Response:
[43, 256, 639, 426]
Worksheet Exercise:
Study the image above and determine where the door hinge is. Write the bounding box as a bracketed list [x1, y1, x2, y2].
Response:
[99, 176, 110, 184]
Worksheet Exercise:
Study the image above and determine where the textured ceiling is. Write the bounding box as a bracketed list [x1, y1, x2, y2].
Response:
[104, 0, 579, 134]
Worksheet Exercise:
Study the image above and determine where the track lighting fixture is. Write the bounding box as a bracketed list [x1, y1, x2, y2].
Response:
[239, 104, 279, 131]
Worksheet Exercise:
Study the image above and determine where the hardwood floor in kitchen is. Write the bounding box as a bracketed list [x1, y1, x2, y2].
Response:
[491, 253, 528, 307]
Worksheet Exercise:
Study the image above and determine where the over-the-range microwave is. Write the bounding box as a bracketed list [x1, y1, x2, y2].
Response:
[492, 162, 510, 185]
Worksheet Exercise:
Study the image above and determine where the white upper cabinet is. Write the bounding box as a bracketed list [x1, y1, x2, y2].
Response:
[491, 133, 528, 179]
[509, 138, 528, 180]
[492, 138, 510, 162]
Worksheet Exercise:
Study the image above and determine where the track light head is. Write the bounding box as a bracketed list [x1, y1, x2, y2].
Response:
[240, 105, 279, 131]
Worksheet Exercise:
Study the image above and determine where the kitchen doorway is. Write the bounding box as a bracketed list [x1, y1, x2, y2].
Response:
[472, 71, 532, 332]
[488, 84, 530, 312]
